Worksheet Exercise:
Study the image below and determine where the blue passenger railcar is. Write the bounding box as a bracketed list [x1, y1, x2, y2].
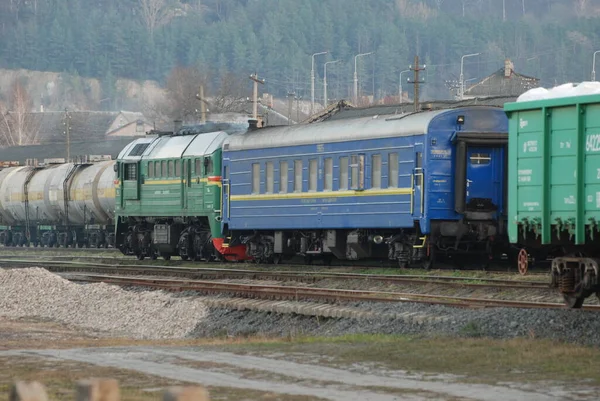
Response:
[221, 107, 508, 267]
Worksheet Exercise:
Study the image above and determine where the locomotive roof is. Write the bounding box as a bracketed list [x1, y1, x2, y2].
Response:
[117, 131, 228, 161]
[223, 109, 449, 151]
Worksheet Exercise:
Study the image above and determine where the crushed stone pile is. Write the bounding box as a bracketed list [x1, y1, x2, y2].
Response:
[0, 267, 208, 339]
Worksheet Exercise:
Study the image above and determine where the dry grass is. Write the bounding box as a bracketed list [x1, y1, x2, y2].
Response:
[222, 334, 600, 385]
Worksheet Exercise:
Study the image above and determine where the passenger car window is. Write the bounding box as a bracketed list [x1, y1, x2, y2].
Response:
[470, 153, 491, 165]
[266, 162, 274, 193]
[294, 160, 302, 192]
[324, 158, 333, 191]
[279, 161, 288, 193]
[308, 159, 317, 191]
[371, 154, 381, 188]
[339, 157, 349, 190]
[252, 163, 260, 194]
[388, 153, 398, 188]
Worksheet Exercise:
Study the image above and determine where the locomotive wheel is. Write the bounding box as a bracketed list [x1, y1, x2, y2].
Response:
[517, 248, 529, 275]
[162, 253, 171, 261]
[136, 253, 145, 261]
[563, 294, 585, 309]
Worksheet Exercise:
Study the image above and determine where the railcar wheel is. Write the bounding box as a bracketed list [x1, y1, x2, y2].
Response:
[517, 248, 529, 275]
[563, 294, 585, 309]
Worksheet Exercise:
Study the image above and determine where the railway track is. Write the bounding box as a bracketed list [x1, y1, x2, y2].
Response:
[64, 272, 597, 311]
[0, 258, 550, 289]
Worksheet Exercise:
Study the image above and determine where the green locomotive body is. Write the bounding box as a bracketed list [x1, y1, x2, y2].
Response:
[114, 125, 242, 261]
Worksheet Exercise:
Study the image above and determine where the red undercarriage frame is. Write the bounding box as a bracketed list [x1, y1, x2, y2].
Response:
[212, 237, 251, 262]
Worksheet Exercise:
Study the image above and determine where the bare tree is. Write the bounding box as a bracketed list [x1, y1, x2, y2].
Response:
[0, 80, 41, 147]
[210, 73, 248, 113]
[164, 65, 208, 120]
[138, 0, 172, 37]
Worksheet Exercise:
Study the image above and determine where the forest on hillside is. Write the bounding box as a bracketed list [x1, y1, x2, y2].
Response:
[1, 0, 600, 104]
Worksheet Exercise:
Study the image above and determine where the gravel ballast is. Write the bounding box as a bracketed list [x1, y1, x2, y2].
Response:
[193, 300, 600, 346]
[0, 267, 208, 339]
[3, 267, 599, 345]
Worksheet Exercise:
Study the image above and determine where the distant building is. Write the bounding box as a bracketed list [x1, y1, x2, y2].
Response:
[25, 111, 153, 143]
[463, 59, 539, 98]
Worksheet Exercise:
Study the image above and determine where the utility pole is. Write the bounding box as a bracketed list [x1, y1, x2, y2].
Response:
[407, 56, 426, 112]
[287, 92, 295, 125]
[249, 73, 265, 120]
[324, 60, 339, 108]
[195, 85, 208, 123]
[459, 53, 480, 100]
[63, 108, 71, 161]
[311, 51, 328, 116]
[593, 50, 600, 81]
[354, 52, 374, 105]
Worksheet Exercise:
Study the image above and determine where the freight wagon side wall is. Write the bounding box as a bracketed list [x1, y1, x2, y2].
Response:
[506, 94, 600, 245]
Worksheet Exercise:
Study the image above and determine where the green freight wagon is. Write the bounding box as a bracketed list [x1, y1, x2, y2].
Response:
[114, 124, 246, 262]
[505, 93, 600, 307]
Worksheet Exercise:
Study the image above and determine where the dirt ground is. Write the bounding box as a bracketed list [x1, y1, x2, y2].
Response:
[0, 317, 598, 401]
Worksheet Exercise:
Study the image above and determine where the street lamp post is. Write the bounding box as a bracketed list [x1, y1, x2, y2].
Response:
[311, 51, 328, 116]
[592, 50, 600, 81]
[459, 53, 480, 100]
[399, 69, 410, 103]
[324, 60, 339, 108]
[354, 52, 373, 105]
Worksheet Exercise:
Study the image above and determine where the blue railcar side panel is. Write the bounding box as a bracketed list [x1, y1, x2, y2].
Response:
[224, 134, 424, 231]
[221, 107, 508, 235]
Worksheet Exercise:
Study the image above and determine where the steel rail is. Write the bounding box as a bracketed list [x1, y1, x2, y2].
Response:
[64, 273, 597, 311]
[0, 258, 550, 289]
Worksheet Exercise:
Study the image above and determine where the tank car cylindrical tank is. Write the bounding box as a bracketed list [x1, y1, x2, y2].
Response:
[0, 166, 35, 224]
[69, 160, 116, 225]
[0, 160, 117, 248]
[27, 163, 74, 224]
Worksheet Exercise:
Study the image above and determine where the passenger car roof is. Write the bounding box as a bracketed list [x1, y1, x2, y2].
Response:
[224, 110, 447, 151]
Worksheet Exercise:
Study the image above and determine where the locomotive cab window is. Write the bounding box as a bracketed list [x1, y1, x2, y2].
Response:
[204, 157, 213, 175]
[470, 153, 491, 165]
[124, 163, 137, 181]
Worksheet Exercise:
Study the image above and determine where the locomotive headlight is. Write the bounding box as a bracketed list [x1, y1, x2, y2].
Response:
[457, 115, 465, 125]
